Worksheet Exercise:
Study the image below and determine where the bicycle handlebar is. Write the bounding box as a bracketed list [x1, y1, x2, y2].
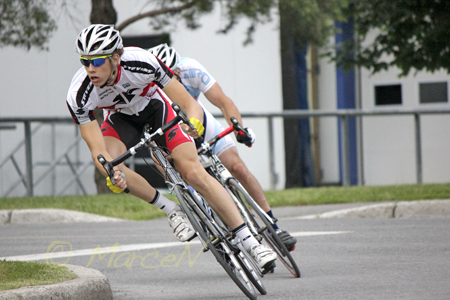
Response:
[198, 117, 251, 154]
[97, 102, 194, 193]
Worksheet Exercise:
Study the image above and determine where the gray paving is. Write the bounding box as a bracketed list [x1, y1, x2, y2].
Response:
[1, 199, 449, 299]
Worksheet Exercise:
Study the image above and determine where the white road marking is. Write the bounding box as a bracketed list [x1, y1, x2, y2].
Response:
[290, 231, 351, 236]
[0, 231, 350, 262]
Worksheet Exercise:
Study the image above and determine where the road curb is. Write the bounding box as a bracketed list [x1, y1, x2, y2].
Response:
[0, 209, 124, 225]
[296, 199, 450, 219]
[0, 264, 113, 300]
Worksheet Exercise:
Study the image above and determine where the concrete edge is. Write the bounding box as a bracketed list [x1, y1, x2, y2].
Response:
[0, 209, 125, 225]
[0, 264, 113, 300]
[295, 199, 450, 219]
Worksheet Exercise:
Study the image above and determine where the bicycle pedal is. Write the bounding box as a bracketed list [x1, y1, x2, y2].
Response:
[262, 261, 276, 275]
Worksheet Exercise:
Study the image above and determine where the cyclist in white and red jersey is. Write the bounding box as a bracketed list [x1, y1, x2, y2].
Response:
[149, 43, 297, 251]
[66, 24, 276, 271]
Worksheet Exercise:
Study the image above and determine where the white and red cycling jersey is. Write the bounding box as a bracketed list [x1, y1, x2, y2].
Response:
[66, 46, 192, 150]
[66, 46, 173, 125]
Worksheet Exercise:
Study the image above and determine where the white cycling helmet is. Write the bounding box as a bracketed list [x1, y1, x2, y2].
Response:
[148, 43, 180, 71]
[76, 24, 123, 56]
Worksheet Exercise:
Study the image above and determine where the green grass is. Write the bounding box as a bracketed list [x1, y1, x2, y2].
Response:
[0, 193, 178, 221]
[1, 183, 449, 220]
[0, 260, 78, 291]
[265, 183, 450, 207]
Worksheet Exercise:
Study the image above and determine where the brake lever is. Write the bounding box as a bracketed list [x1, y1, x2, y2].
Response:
[172, 103, 203, 142]
[97, 154, 130, 193]
[230, 117, 249, 136]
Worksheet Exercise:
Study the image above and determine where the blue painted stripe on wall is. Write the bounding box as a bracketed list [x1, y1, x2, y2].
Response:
[335, 19, 358, 185]
[296, 48, 316, 187]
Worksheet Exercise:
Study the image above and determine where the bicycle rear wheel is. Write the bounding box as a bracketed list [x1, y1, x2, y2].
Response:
[228, 179, 301, 278]
[174, 185, 257, 300]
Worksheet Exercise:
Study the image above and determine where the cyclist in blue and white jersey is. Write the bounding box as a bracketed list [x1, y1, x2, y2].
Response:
[149, 44, 297, 251]
[66, 25, 276, 271]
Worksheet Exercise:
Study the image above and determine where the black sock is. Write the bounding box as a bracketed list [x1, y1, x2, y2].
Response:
[266, 210, 279, 230]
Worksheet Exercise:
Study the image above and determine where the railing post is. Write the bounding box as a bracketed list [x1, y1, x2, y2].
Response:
[24, 121, 33, 196]
[340, 115, 350, 186]
[267, 116, 278, 190]
[414, 113, 423, 184]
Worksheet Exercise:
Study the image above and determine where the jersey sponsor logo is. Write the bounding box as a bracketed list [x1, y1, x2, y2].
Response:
[168, 127, 179, 142]
[112, 88, 139, 105]
[99, 89, 114, 99]
[76, 76, 94, 108]
[74, 108, 88, 118]
[180, 68, 211, 85]
[122, 60, 155, 75]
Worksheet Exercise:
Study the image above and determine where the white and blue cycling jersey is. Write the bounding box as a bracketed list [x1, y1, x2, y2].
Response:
[177, 57, 235, 157]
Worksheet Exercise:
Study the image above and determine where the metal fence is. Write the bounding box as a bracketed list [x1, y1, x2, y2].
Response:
[1, 108, 450, 197]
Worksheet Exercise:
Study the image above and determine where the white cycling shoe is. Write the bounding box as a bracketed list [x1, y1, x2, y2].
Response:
[249, 243, 277, 272]
[168, 209, 196, 242]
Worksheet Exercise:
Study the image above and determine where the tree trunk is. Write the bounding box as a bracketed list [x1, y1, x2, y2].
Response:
[90, 0, 117, 25]
[91, 0, 117, 194]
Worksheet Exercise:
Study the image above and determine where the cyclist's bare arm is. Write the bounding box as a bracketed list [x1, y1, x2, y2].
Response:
[79, 120, 127, 189]
[204, 82, 243, 127]
[163, 78, 204, 138]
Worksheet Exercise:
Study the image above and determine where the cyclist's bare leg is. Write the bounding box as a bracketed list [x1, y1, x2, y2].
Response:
[173, 142, 278, 267]
[104, 136, 157, 202]
[171, 141, 244, 229]
[219, 146, 298, 250]
[219, 146, 271, 212]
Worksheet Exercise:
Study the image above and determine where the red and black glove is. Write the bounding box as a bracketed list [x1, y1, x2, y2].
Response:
[236, 128, 256, 147]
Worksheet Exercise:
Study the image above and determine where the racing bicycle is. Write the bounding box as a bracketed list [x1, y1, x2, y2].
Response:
[98, 103, 263, 299]
[197, 117, 301, 278]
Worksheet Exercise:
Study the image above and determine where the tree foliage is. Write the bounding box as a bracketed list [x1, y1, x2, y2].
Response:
[328, 0, 450, 76]
[0, 0, 347, 51]
[112, 0, 347, 47]
[0, 0, 57, 50]
[279, 0, 348, 49]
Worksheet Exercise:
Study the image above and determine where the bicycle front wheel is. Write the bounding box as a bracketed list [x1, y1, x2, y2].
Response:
[228, 178, 301, 278]
[174, 185, 257, 300]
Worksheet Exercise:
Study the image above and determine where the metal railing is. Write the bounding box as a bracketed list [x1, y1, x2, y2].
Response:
[233, 108, 450, 189]
[1, 107, 450, 197]
[0, 117, 83, 197]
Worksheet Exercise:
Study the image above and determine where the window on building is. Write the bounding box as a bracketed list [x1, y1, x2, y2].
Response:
[375, 84, 402, 106]
[122, 33, 170, 49]
[121, 33, 171, 188]
[419, 82, 448, 104]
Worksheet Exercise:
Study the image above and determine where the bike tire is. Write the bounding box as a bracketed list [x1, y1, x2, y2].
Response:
[174, 185, 257, 300]
[207, 197, 267, 295]
[228, 178, 301, 278]
[236, 248, 267, 295]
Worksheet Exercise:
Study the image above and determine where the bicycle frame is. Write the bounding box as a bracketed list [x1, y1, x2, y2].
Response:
[144, 133, 229, 251]
[197, 120, 275, 238]
[98, 106, 268, 295]
[197, 118, 301, 278]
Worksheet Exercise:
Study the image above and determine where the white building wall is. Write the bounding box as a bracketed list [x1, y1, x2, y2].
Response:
[317, 41, 340, 184]
[360, 67, 450, 185]
[0, 1, 285, 197]
[316, 29, 450, 186]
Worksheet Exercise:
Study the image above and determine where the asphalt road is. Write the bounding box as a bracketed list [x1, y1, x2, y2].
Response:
[1, 208, 449, 300]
